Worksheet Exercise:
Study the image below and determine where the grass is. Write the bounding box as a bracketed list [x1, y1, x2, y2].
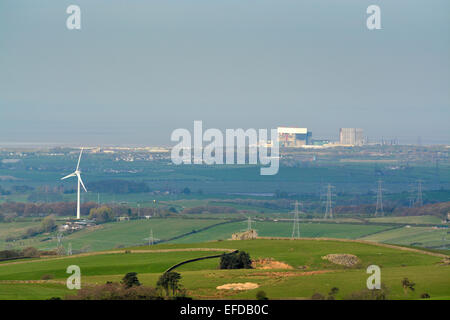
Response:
[0, 250, 226, 281]
[0, 239, 447, 300]
[5, 218, 227, 252]
[167, 221, 392, 244]
[0, 282, 72, 300]
[360, 226, 449, 249]
[367, 215, 443, 225]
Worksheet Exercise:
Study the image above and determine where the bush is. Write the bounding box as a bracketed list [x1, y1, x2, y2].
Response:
[256, 290, 268, 300]
[24, 227, 40, 238]
[22, 247, 40, 258]
[41, 274, 54, 280]
[41, 215, 56, 232]
[344, 284, 389, 300]
[311, 293, 325, 300]
[66, 282, 161, 300]
[327, 287, 339, 300]
[401, 278, 415, 295]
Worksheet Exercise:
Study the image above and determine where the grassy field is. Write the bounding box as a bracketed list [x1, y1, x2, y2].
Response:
[0, 239, 447, 300]
[360, 226, 449, 249]
[167, 221, 393, 244]
[367, 216, 443, 225]
[0, 220, 42, 242]
[27, 218, 229, 252]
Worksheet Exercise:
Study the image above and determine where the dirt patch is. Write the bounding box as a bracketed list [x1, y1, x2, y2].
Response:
[252, 258, 293, 270]
[216, 282, 259, 290]
[251, 270, 334, 278]
[322, 254, 360, 267]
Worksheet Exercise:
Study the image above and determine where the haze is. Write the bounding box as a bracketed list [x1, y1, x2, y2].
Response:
[0, 0, 449, 146]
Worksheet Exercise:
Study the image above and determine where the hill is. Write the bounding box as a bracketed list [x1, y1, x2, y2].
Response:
[0, 239, 448, 300]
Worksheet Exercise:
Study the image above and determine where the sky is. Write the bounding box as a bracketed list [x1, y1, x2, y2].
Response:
[0, 0, 449, 146]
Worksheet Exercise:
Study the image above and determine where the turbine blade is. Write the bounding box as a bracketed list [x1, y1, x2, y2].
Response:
[61, 173, 76, 180]
[76, 172, 87, 192]
[76, 148, 84, 171]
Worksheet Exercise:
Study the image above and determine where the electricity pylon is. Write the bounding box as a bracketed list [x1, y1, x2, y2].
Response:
[291, 201, 301, 239]
[67, 242, 72, 256]
[375, 180, 384, 217]
[147, 229, 159, 246]
[56, 232, 64, 255]
[247, 217, 253, 231]
[416, 180, 423, 207]
[324, 184, 334, 219]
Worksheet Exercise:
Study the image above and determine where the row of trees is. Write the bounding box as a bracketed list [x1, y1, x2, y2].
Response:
[0, 201, 170, 218]
[0, 247, 40, 260]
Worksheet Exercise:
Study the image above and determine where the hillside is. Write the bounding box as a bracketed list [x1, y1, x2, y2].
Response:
[0, 239, 448, 300]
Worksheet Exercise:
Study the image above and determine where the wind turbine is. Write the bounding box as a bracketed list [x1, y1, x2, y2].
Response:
[61, 148, 87, 219]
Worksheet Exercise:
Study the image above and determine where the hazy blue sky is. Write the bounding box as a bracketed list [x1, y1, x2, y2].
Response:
[0, 0, 449, 146]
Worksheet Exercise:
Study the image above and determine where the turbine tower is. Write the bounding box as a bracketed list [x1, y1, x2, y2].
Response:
[61, 148, 87, 220]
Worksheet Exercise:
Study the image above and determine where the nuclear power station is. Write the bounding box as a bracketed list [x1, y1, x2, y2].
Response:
[277, 126, 365, 147]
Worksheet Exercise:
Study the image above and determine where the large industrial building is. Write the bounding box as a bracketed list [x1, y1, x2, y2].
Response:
[277, 127, 312, 147]
[339, 128, 364, 146]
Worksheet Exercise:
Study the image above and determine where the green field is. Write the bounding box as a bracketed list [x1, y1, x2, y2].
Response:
[168, 221, 393, 244]
[360, 226, 449, 249]
[0, 239, 447, 300]
[367, 216, 443, 225]
[30, 218, 229, 252]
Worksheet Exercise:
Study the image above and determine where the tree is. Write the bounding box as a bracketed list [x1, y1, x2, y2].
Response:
[89, 206, 114, 223]
[121, 272, 141, 289]
[328, 287, 339, 300]
[22, 247, 39, 258]
[401, 278, 415, 295]
[41, 215, 56, 232]
[219, 251, 252, 269]
[157, 272, 182, 296]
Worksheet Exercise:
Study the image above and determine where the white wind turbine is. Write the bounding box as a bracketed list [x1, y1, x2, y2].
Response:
[61, 148, 87, 219]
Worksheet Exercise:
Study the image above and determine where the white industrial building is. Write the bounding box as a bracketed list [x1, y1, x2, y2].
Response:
[277, 127, 312, 147]
[339, 128, 364, 146]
